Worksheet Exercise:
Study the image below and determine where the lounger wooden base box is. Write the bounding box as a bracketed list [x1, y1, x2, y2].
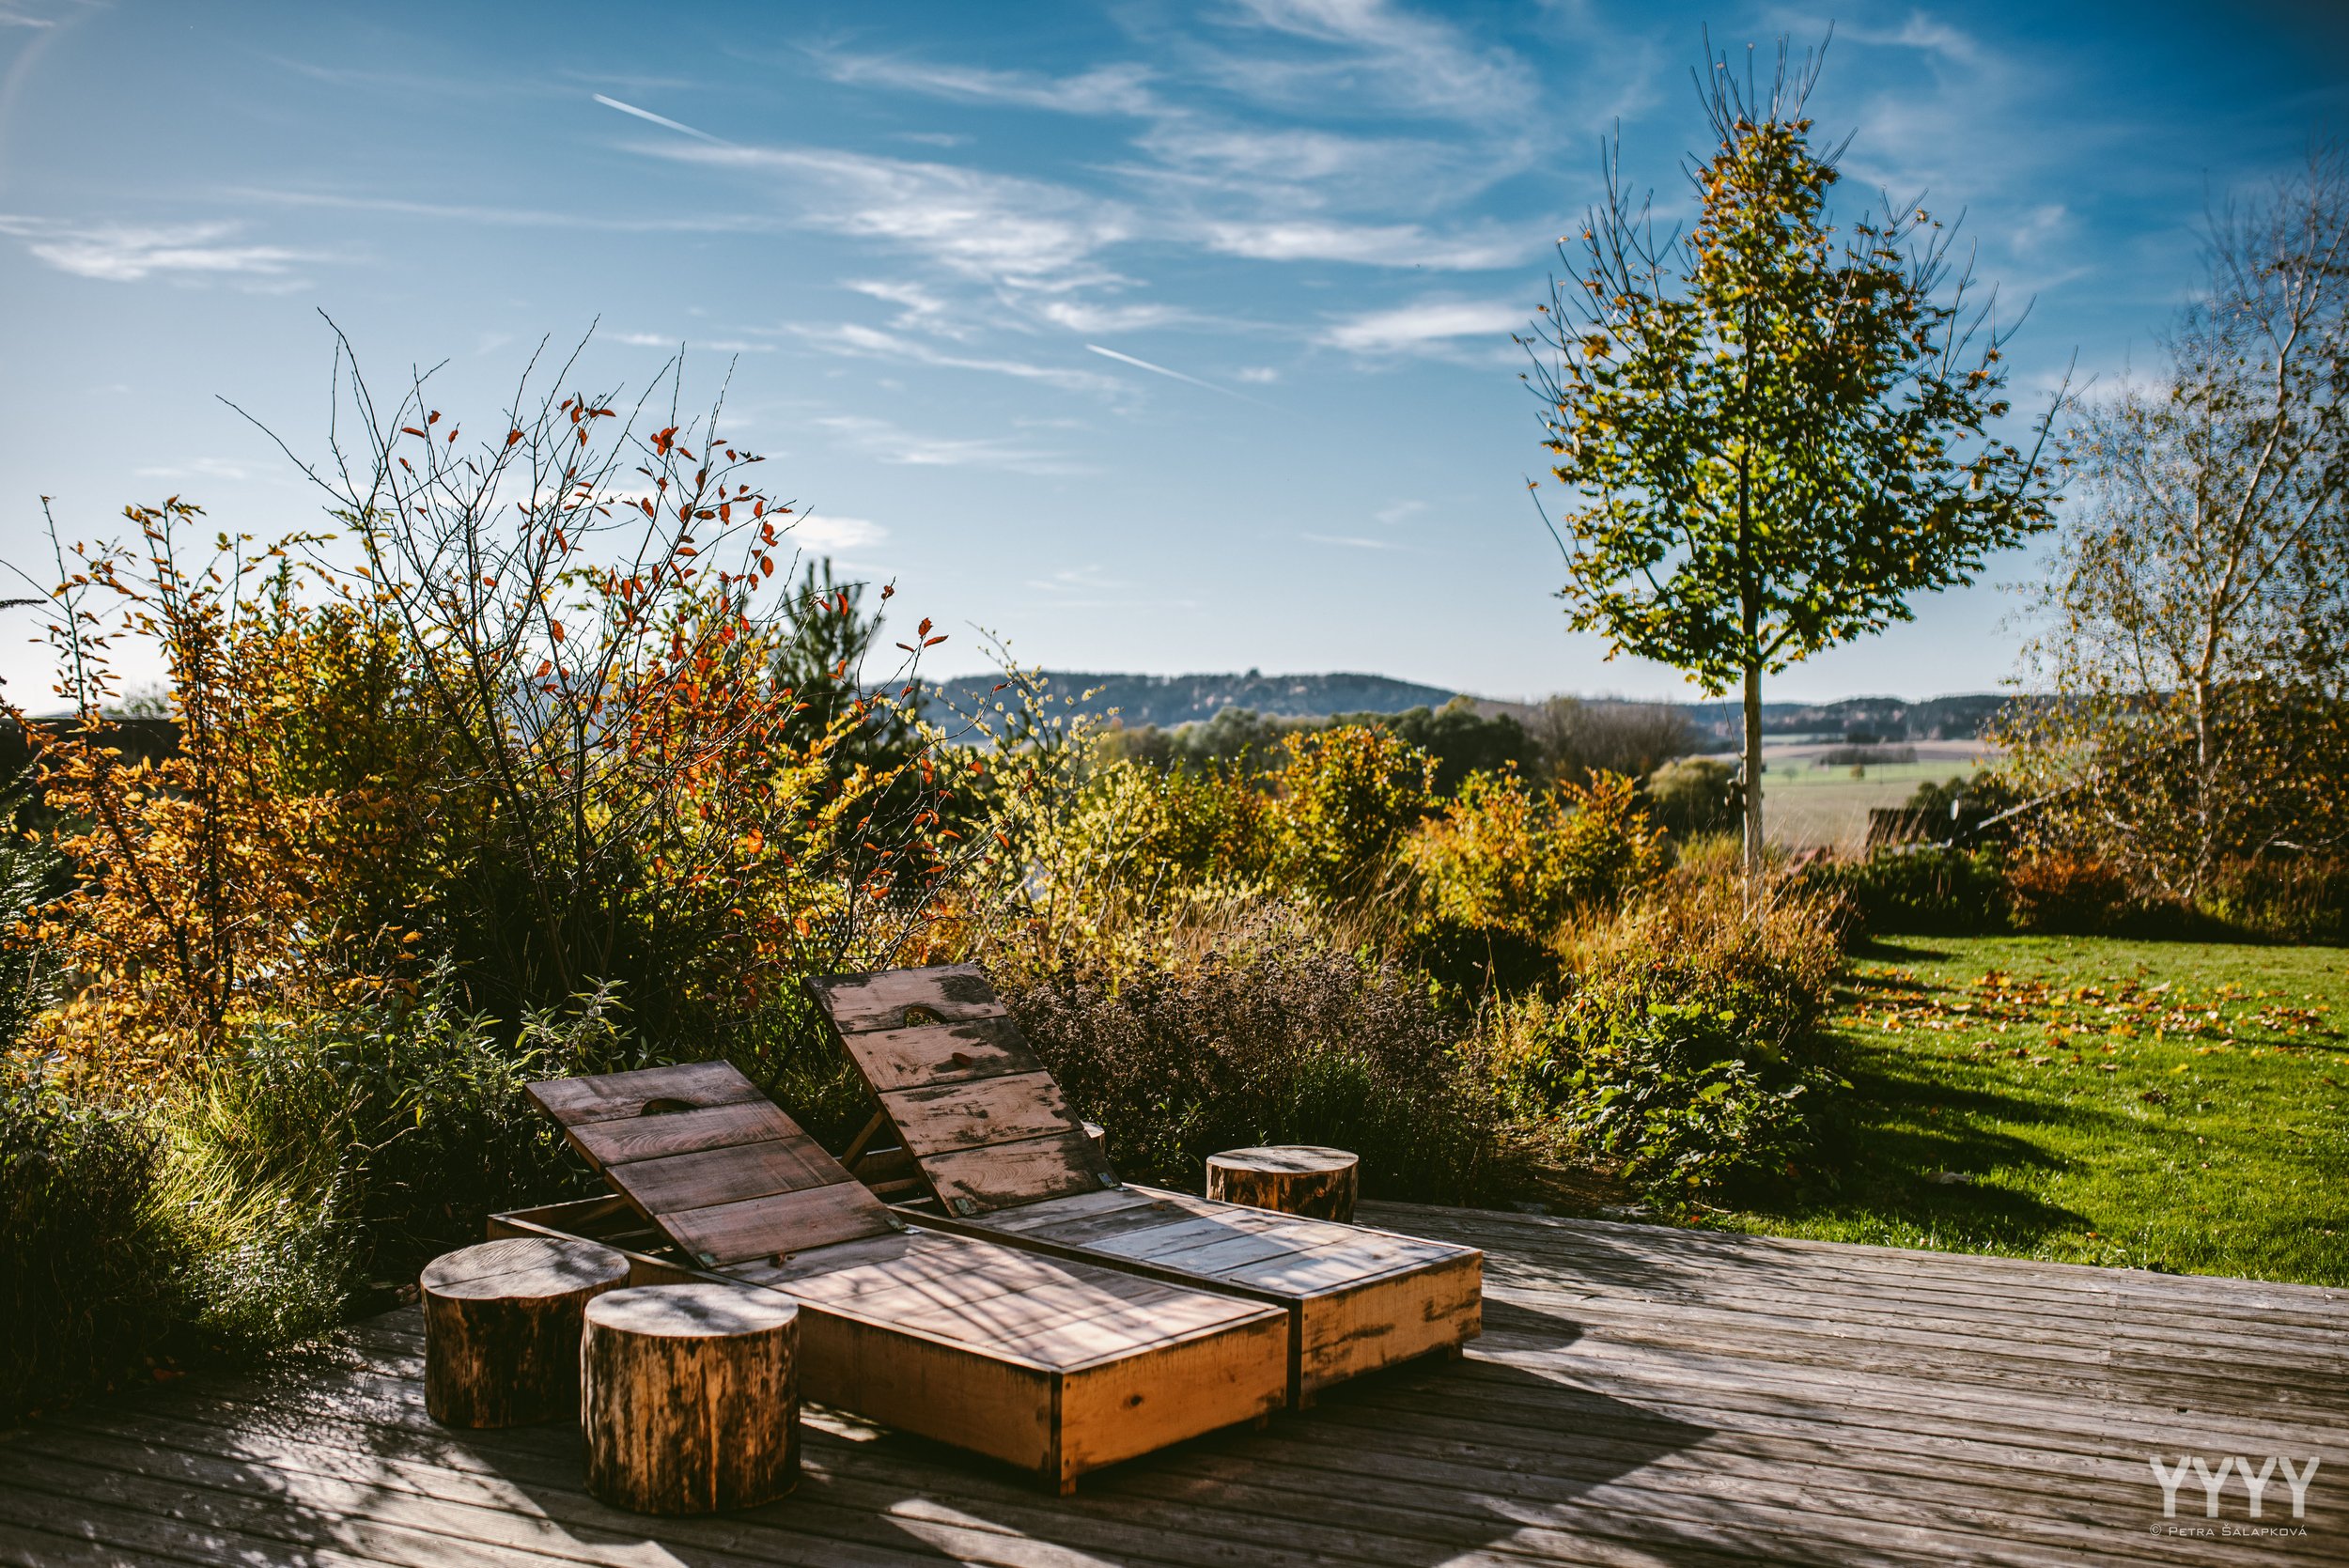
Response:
[807, 965, 1484, 1405]
[934, 1185, 1483, 1405]
[511, 1063, 1288, 1493]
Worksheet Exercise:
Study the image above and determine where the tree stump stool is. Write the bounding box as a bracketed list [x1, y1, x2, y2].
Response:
[1206, 1145, 1361, 1223]
[582, 1284, 800, 1514]
[422, 1237, 628, 1428]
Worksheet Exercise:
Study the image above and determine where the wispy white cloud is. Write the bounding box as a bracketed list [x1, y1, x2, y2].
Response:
[1300, 532, 1402, 551]
[1027, 564, 1128, 593]
[0, 216, 322, 282]
[1198, 0, 1536, 121]
[1236, 365, 1281, 384]
[817, 56, 1159, 117]
[607, 331, 774, 353]
[815, 413, 1081, 475]
[132, 457, 253, 483]
[645, 142, 1134, 294]
[788, 513, 888, 552]
[789, 321, 1119, 393]
[1320, 296, 1523, 353]
[842, 277, 963, 334]
[1198, 218, 1528, 269]
[226, 186, 783, 235]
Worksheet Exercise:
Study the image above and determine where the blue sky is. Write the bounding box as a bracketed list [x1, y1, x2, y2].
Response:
[0, 1, 2342, 706]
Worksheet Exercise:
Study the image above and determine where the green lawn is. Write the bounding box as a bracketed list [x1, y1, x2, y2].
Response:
[1707, 933, 2349, 1285]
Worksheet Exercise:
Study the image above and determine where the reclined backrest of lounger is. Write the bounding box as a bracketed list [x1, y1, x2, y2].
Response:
[526, 1060, 903, 1267]
[805, 965, 1118, 1216]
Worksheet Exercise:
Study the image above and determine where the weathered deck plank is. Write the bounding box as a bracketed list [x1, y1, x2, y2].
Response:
[2, 1203, 2341, 1565]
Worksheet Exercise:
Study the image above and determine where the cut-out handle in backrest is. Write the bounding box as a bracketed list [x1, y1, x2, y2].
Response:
[901, 1004, 944, 1027]
[522, 1059, 901, 1265]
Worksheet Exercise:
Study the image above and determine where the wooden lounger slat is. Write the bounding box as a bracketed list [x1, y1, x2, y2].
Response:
[604, 1137, 847, 1219]
[567, 1100, 798, 1168]
[805, 963, 1486, 1404]
[878, 1070, 1081, 1152]
[661, 1179, 904, 1266]
[920, 1128, 1119, 1212]
[806, 965, 1005, 1033]
[527, 1060, 767, 1125]
[837, 1016, 1045, 1092]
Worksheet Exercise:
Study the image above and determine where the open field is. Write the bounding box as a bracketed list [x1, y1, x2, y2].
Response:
[1757, 741, 1996, 849]
[1711, 934, 2349, 1285]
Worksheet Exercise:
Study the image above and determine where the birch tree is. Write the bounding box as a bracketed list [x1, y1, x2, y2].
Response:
[1999, 146, 2349, 898]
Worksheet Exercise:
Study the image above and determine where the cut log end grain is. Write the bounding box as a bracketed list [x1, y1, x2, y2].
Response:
[582, 1283, 801, 1515]
[421, 1237, 629, 1429]
[1206, 1145, 1361, 1223]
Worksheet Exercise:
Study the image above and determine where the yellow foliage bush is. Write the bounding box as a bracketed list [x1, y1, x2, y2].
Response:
[1406, 768, 1668, 945]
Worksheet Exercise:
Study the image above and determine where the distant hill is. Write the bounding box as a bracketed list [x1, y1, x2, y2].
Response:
[925, 670, 1464, 730]
[919, 672, 2009, 744]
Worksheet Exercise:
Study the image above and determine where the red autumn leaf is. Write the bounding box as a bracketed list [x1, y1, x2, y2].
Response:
[506, 428, 524, 447]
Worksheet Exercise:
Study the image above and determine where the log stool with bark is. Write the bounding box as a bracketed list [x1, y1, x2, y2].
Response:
[421, 1236, 629, 1428]
[582, 1283, 801, 1514]
[1206, 1145, 1361, 1223]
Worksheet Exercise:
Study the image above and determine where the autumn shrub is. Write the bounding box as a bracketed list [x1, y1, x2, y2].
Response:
[19, 348, 978, 1084]
[1266, 724, 1433, 903]
[1532, 873, 1849, 1202]
[2001, 850, 2141, 934]
[1408, 769, 1667, 939]
[1803, 844, 2008, 936]
[997, 899, 1508, 1202]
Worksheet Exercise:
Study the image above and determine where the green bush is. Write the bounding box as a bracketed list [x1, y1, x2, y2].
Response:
[1536, 876, 1848, 1202]
[2204, 853, 2349, 943]
[0, 1067, 194, 1421]
[1804, 845, 2008, 936]
[1645, 756, 1738, 838]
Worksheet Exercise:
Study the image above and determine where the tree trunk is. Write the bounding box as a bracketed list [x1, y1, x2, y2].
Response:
[1741, 659, 1766, 887]
[1206, 1146, 1361, 1222]
[582, 1283, 801, 1515]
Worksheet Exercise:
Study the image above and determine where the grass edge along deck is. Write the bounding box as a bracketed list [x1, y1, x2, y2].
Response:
[805, 963, 1485, 1405]
[516, 1063, 1289, 1493]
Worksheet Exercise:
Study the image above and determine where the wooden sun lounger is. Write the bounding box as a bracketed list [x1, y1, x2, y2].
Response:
[511, 1061, 1288, 1493]
[805, 965, 1484, 1405]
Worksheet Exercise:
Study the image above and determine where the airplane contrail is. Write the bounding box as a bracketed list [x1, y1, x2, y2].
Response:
[1083, 344, 1269, 405]
[593, 94, 726, 146]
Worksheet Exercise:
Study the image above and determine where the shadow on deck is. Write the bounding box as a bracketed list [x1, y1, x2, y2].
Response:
[1, 1203, 2342, 1567]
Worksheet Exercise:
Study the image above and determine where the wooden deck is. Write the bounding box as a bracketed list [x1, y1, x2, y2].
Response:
[2, 1203, 2342, 1566]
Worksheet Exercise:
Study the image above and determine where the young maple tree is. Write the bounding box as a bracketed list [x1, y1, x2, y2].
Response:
[1524, 38, 2062, 880]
